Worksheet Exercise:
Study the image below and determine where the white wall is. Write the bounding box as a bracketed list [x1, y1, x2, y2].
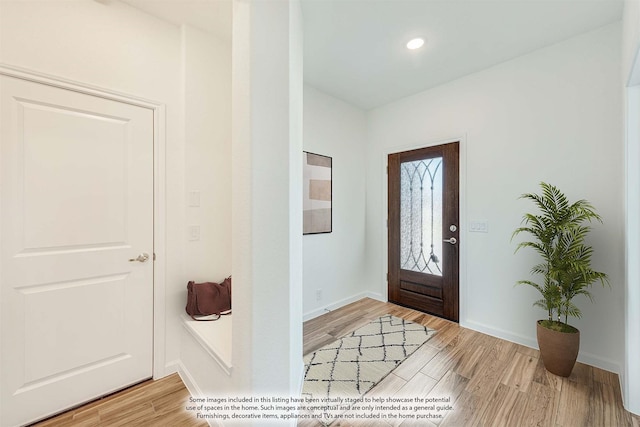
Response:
[183, 25, 232, 283]
[303, 85, 369, 319]
[178, 23, 234, 400]
[0, 0, 186, 372]
[623, 86, 640, 416]
[232, 0, 304, 403]
[366, 23, 625, 373]
[172, 0, 306, 406]
[289, 0, 305, 397]
[0, 0, 304, 410]
[0, 0, 237, 391]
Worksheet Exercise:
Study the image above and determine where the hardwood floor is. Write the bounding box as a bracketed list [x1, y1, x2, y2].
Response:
[28, 297, 640, 426]
[302, 298, 640, 427]
[30, 374, 207, 427]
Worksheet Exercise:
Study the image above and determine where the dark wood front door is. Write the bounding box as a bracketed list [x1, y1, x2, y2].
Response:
[388, 142, 459, 322]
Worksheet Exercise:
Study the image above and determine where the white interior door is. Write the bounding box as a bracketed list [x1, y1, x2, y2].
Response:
[0, 74, 154, 426]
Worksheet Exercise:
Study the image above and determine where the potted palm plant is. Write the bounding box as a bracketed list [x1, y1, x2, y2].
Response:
[513, 182, 608, 376]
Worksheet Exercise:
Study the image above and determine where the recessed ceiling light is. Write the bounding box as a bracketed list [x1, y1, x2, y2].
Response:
[406, 38, 425, 50]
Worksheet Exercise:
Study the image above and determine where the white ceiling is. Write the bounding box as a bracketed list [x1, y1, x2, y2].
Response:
[302, 0, 624, 110]
[118, 0, 623, 110]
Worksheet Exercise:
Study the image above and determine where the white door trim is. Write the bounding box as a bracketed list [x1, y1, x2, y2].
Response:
[0, 63, 168, 381]
[379, 135, 468, 323]
[624, 84, 640, 415]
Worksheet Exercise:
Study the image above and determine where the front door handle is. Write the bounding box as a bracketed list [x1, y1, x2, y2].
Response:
[443, 237, 457, 245]
[129, 253, 150, 263]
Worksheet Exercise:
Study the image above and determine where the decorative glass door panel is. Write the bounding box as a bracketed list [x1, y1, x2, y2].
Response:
[388, 142, 459, 322]
[400, 157, 443, 275]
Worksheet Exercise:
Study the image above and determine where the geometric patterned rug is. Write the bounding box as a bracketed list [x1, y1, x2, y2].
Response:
[302, 314, 436, 424]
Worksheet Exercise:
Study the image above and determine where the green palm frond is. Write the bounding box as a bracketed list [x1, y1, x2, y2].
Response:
[513, 182, 609, 326]
[516, 279, 543, 290]
[530, 262, 549, 276]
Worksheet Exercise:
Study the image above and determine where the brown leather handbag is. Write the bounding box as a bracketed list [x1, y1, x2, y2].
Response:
[186, 277, 231, 321]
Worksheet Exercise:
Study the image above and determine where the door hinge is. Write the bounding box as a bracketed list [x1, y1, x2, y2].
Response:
[386, 273, 389, 282]
[386, 166, 389, 174]
[153, 252, 156, 261]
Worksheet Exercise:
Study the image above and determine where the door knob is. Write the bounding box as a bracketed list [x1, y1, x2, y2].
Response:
[129, 253, 150, 263]
[443, 237, 457, 245]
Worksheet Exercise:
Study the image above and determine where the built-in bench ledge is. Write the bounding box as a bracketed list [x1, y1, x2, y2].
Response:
[182, 314, 232, 375]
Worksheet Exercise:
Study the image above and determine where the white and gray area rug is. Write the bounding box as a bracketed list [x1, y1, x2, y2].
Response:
[302, 314, 436, 422]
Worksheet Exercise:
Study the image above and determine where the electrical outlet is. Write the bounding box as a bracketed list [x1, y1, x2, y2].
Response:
[316, 289, 322, 301]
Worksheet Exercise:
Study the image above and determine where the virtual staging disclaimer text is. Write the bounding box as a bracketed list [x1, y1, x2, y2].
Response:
[185, 395, 454, 423]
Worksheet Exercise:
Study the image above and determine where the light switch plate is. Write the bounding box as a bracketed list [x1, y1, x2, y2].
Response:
[188, 225, 200, 241]
[469, 221, 489, 233]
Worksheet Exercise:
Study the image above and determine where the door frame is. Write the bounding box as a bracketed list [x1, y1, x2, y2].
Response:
[0, 63, 167, 380]
[380, 136, 468, 324]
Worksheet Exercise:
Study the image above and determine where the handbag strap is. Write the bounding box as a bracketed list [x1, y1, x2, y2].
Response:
[189, 310, 232, 322]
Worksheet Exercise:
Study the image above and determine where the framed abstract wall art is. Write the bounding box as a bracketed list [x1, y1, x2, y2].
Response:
[303, 152, 332, 234]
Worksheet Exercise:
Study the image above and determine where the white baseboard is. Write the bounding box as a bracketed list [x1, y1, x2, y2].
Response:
[461, 319, 538, 350]
[173, 360, 203, 397]
[577, 351, 622, 376]
[303, 291, 385, 321]
[462, 319, 622, 375]
[173, 360, 225, 427]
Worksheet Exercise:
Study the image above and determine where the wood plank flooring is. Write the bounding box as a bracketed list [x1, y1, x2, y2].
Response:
[302, 298, 640, 427]
[30, 374, 207, 427]
[29, 297, 640, 426]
